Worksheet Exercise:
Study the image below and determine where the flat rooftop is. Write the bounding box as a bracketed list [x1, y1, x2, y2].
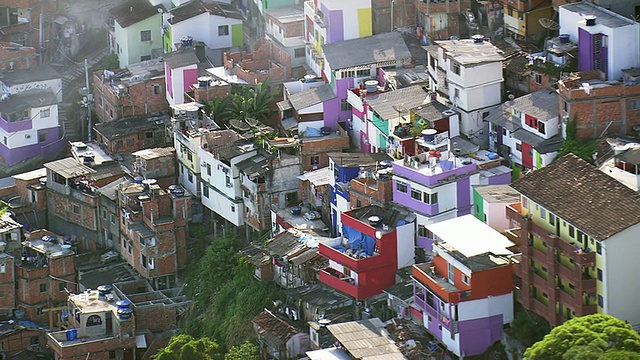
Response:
[326, 318, 405, 360]
[561, 2, 638, 29]
[436, 38, 504, 65]
[70, 141, 116, 166]
[276, 205, 329, 233]
[427, 214, 514, 258]
[69, 289, 121, 314]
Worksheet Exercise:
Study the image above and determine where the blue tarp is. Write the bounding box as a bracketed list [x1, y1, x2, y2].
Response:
[306, 127, 322, 137]
[440, 160, 454, 171]
[342, 225, 375, 256]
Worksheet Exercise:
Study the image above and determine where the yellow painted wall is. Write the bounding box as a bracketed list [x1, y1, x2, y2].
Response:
[357, 8, 372, 37]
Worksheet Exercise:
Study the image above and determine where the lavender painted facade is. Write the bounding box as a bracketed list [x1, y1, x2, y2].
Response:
[488, 171, 511, 185]
[322, 96, 342, 130]
[392, 162, 477, 188]
[456, 177, 471, 217]
[0, 117, 32, 133]
[458, 314, 504, 356]
[324, 6, 344, 44]
[0, 127, 63, 165]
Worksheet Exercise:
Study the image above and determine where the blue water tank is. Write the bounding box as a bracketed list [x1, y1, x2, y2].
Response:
[487, 152, 499, 160]
[117, 308, 134, 321]
[133, 176, 144, 184]
[66, 329, 78, 341]
[290, 206, 302, 216]
[116, 300, 131, 310]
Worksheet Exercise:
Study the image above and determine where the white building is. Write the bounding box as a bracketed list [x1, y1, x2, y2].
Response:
[487, 89, 563, 170]
[0, 66, 64, 165]
[304, 0, 372, 75]
[198, 130, 256, 227]
[429, 36, 504, 148]
[162, 0, 245, 63]
[559, 2, 640, 81]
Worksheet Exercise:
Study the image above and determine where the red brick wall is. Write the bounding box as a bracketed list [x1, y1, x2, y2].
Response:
[0, 329, 47, 356]
[0, 256, 15, 313]
[301, 130, 350, 171]
[0, 44, 38, 70]
[559, 75, 640, 139]
[349, 178, 393, 208]
[93, 72, 170, 123]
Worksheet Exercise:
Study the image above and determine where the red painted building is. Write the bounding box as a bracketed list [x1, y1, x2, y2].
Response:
[318, 205, 415, 300]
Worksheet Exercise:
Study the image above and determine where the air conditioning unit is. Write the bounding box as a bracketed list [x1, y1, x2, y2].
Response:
[24, 134, 31, 139]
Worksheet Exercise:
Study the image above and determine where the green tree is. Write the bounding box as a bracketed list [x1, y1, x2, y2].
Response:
[205, 97, 232, 127]
[524, 314, 640, 360]
[228, 80, 273, 123]
[556, 116, 596, 163]
[225, 341, 259, 360]
[100, 54, 120, 70]
[153, 334, 223, 360]
[509, 309, 550, 347]
[183, 236, 284, 348]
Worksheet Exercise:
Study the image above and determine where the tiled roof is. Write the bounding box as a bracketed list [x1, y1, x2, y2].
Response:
[365, 85, 429, 120]
[168, 0, 244, 25]
[109, 0, 163, 28]
[287, 84, 335, 110]
[163, 50, 199, 69]
[327, 152, 392, 169]
[509, 90, 559, 121]
[511, 153, 640, 240]
[94, 115, 169, 140]
[252, 309, 300, 342]
[322, 31, 412, 70]
[0, 65, 60, 85]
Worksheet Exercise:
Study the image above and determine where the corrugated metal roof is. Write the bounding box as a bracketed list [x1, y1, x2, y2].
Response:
[44, 157, 95, 179]
[327, 318, 406, 359]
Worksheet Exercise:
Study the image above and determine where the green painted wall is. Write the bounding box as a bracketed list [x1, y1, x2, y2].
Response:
[473, 189, 485, 222]
[163, 27, 172, 52]
[231, 24, 243, 47]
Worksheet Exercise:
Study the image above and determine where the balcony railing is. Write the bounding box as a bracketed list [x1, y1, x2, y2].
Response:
[319, 268, 360, 299]
[48, 330, 118, 349]
[318, 243, 386, 272]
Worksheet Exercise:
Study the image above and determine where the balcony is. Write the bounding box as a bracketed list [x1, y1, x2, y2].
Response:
[319, 268, 363, 300]
[549, 234, 596, 267]
[557, 288, 576, 308]
[412, 263, 463, 303]
[505, 203, 524, 222]
[48, 330, 119, 349]
[504, 228, 521, 247]
[532, 271, 548, 290]
[319, 243, 385, 272]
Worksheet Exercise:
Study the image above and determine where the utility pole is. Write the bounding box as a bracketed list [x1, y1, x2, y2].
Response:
[39, 11, 44, 66]
[84, 59, 93, 141]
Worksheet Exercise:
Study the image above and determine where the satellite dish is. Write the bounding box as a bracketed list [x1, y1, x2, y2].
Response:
[245, 117, 261, 128]
[539, 18, 560, 30]
[229, 119, 251, 131]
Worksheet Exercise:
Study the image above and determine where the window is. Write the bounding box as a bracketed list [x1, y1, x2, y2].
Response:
[202, 185, 209, 198]
[447, 262, 454, 284]
[59, 282, 66, 291]
[141, 254, 147, 269]
[0, 264, 5, 273]
[516, 142, 522, 152]
[36, 307, 44, 316]
[518, 11, 524, 20]
[534, 73, 542, 85]
[462, 274, 469, 285]
[40, 109, 50, 118]
[452, 63, 460, 75]
[140, 30, 151, 42]
[111, 214, 116, 225]
[593, 34, 602, 55]
[341, 98, 351, 112]
[294, 47, 305, 58]
[72, 204, 80, 215]
[218, 25, 229, 36]
[38, 131, 46, 143]
[596, 242, 602, 255]
[411, 188, 422, 201]
[206, 163, 211, 176]
[454, 88, 460, 99]
[141, 55, 151, 62]
[549, 213, 555, 226]
[187, 171, 193, 183]
[569, 225, 575, 237]
[598, 295, 604, 307]
[109, 350, 116, 359]
[152, 84, 161, 95]
[231, 205, 235, 212]
[39, 284, 46, 293]
[537, 121, 546, 135]
[577, 230, 584, 244]
[310, 156, 320, 165]
[563, 101, 568, 112]
[396, 180, 407, 193]
[187, 151, 193, 161]
[145, 131, 153, 139]
[423, 192, 438, 204]
[86, 315, 102, 326]
[540, 208, 546, 220]
[630, 99, 639, 110]
[597, 268, 603, 281]
[417, 225, 429, 237]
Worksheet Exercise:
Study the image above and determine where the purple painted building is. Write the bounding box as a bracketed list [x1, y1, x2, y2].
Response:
[412, 215, 516, 357]
[0, 66, 65, 166]
[391, 135, 511, 255]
